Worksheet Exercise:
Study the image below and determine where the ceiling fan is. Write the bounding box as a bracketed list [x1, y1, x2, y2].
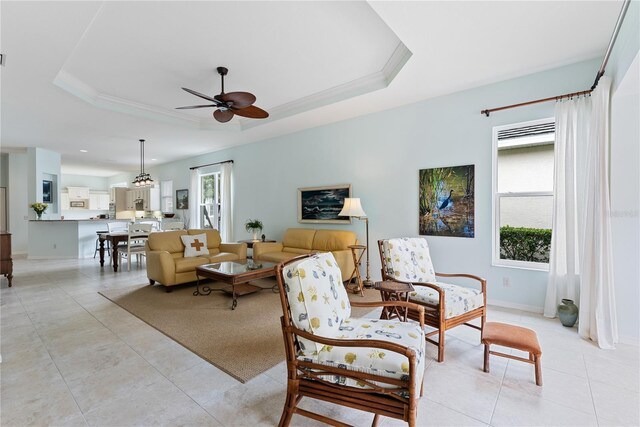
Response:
[176, 67, 269, 123]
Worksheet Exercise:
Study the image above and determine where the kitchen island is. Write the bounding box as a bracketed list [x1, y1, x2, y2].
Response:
[27, 219, 131, 259]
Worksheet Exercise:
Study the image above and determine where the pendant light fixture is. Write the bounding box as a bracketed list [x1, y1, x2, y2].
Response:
[132, 139, 154, 187]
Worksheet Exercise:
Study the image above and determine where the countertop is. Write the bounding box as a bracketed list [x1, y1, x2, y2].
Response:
[29, 219, 132, 222]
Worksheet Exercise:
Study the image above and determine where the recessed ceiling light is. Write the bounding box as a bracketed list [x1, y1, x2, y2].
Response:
[80, 149, 88, 153]
[151, 158, 157, 161]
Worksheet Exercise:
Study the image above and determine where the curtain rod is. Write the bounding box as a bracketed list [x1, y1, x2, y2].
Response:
[189, 159, 233, 170]
[481, 0, 630, 117]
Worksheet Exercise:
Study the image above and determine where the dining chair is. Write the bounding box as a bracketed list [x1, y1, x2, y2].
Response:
[105, 222, 130, 260]
[137, 220, 161, 231]
[162, 221, 185, 231]
[107, 222, 129, 233]
[119, 223, 153, 271]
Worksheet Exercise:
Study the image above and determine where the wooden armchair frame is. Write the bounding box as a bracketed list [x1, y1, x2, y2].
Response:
[276, 255, 426, 427]
[377, 240, 486, 363]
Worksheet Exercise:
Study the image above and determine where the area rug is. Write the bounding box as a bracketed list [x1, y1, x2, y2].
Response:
[99, 279, 380, 383]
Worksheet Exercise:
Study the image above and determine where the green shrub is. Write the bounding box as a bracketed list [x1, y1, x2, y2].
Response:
[500, 226, 552, 263]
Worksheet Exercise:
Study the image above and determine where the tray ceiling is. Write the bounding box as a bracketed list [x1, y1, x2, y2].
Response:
[53, 1, 410, 130]
[0, 1, 624, 176]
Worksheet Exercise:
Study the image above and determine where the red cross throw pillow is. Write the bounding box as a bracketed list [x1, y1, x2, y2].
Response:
[180, 234, 210, 258]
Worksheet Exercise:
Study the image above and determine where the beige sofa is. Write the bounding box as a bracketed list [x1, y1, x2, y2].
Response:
[145, 229, 246, 291]
[253, 228, 357, 280]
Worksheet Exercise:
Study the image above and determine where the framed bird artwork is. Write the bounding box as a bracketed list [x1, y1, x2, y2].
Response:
[419, 165, 475, 237]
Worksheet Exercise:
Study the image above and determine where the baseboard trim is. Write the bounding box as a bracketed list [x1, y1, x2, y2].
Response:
[619, 335, 640, 346]
[487, 299, 544, 314]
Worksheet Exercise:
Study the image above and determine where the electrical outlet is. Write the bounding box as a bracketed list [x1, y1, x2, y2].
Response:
[502, 277, 511, 287]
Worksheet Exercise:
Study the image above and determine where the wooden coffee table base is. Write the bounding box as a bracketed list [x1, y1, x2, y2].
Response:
[222, 283, 261, 310]
[193, 280, 266, 310]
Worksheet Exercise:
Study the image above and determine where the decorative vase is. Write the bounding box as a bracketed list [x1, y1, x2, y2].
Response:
[36, 213, 42, 220]
[558, 299, 578, 327]
[252, 231, 259, 241]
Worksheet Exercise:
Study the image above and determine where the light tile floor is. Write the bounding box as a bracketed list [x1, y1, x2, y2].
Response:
[1, 258, 638, 426]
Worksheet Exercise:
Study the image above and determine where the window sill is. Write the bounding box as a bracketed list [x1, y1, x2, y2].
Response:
[492, 261, 549, 272]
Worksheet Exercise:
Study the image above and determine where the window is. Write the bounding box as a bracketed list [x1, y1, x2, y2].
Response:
[160, 180, 173, 212]
[199, 172, 221, 229]
[492, 118, 554, 270]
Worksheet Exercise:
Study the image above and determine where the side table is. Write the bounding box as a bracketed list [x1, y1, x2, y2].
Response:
[346, 244, 366, 296]
[374, 281, 414, 321]
[237, 239, 276, 259]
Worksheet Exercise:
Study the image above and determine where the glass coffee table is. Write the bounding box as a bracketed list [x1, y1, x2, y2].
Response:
[194, 260, 277, 310]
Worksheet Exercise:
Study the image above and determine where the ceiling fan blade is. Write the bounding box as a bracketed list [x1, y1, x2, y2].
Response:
[230, 105, 269, 119]
[213, 109, 234, 123]
[219, 92, 256, 108]
[181, 87, 220, 104]
[175, 104, 217, 109]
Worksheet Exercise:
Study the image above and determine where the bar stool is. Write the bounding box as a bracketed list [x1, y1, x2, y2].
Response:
[94, 231, 110, 258]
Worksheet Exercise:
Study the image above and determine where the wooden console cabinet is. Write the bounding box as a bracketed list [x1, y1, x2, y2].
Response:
[1, 233, 13, 287]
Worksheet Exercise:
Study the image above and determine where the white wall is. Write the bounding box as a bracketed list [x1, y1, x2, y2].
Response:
[108, 59, 603, 312]
[498, 145, 554, 193]
[8, 152, 28, 254]
[61, 174, 109, 191]
[607, 1, 639, 344]
[27, 147, 61, 219]
[498, 145, 554, 229]
[610, 52, 640, 344]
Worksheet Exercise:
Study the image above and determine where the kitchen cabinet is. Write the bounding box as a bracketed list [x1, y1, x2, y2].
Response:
[60, 192, 70, 210]
[125, 190, 135, 210]
[67, 186, 90, 200]
[89, 193, 110, 210]
[143, 188, 160, 211]
[125, 188, 159, 211]
[111, 188, 128, 211]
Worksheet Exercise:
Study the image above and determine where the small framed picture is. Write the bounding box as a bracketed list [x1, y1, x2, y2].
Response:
[42, 180, 53, 203]
[297, 184, 351, 224]
[176, 189, 189, 210]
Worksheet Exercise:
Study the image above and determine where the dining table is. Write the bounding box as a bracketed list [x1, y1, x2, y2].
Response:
[99, 231, 144, 272]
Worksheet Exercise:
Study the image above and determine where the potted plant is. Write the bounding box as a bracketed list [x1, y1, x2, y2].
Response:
[31, 202, 48, 220]
[245, 219, 264, 241]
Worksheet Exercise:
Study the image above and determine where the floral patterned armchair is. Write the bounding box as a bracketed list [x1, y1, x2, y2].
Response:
[378, 237, 486, 362]
[275, 252, 426, 426]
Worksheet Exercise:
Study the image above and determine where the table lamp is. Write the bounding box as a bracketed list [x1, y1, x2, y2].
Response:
[339, 198, 373, 287]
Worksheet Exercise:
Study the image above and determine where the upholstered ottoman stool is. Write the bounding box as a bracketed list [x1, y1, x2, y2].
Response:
[482, 322, 542, 386]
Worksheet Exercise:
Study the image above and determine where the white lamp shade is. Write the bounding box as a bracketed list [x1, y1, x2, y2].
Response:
[339, 198, 367, 217]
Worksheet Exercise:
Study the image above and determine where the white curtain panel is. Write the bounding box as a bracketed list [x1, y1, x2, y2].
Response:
[544, 95, 591, 317]
[544, 76, 618, 349]
[220, 162, 233, 242]
[189, 168, 200, 229]
[579, 76, 618, 348]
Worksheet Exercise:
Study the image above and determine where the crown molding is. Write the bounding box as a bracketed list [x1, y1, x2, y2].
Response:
[242, 42, 412, 130]
[53, 70, 240, 130]
[52, 42, 411, 132]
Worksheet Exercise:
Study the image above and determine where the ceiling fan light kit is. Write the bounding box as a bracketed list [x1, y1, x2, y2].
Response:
[177, 66, 269, 123]
[132, 139, 154, 187]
